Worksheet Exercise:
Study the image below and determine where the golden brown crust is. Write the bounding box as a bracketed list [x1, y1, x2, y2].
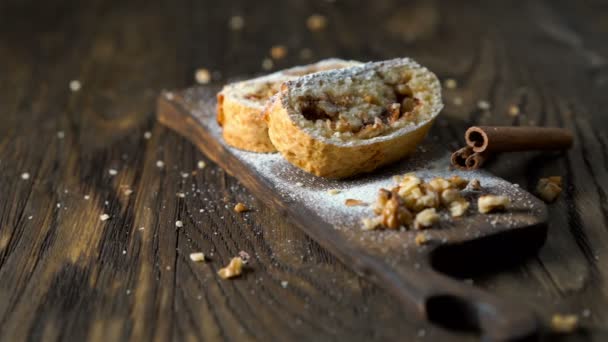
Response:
[265, 97, 434, 178]
[217, 92, 276, 152]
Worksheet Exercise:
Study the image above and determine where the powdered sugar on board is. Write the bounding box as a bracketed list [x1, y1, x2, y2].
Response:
[178, 86, 545, 239]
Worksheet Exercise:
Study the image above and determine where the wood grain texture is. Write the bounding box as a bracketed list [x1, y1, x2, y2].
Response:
[0, 0, 607, 341]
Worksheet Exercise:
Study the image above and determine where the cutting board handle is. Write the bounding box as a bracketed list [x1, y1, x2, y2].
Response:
[418, 268, 538, 341]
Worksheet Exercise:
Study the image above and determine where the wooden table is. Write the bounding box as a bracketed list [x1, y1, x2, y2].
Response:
[1, 0, 606, 340]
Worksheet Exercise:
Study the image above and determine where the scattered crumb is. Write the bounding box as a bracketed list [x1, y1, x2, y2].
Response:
[238, 250, 251, 264]
[180, 172, 189, 178]
[468, 179, 482, 190]
[69, 80, 81, 92]
[478, 195, 510, 214]
[299, 48, 313, 60]
[551, 314, 578, 333]
[84, 195, 90, 200]
[414, 208, 439, 229]
[281, 280, 288, 288]
[295, 182, 304, 187]
[156, 160, 165, 168]
[122, 250, 127, 255]
[415, 233, 429, 246]
[108, 169, 118, 176]
[508, 105, 520, 117]
[234, 202, 249, 213]
[195, 68, 212, 84]
[327, 189, 341, 195]
[361, 217, 382, 231]
[28, 215, 33, 220]
[100, 214, 110, 221]
[189, 252, 206, 262]
[270, 45, 288, 60]
[582, 309, 591, 318]
[477, 100, 491, 110]
[175, 220, 183, 228]
[57, 131, 65, 139]
[228, 15, 245, 31]
[197, 160, 206, 169]
[453, 96, 463, 106]
[165, 92, 174, 100]
[536, 176, 562, 203]
[306, 14, 327, 31]
[443, 78, 457, 89]
[218, 257, 243, 279]
[20, 172, 30, 180]
[345, 199, 367, 207]
[176, 192, 185, 198]
[123, 188, 133, 196]
[138, 226, 145, 231]
[261, 58, 273, 71]
[143, 131, 152, 139]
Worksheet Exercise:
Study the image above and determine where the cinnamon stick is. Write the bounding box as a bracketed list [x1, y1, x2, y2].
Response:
[465, 126, 573, 153]
[450, 146, 491, 171]
[450, 146, 474, 170]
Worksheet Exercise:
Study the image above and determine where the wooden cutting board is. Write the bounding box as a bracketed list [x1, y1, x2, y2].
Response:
[157, 84, 548, 341]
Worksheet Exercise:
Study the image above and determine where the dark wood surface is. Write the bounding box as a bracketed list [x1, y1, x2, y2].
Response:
[0, 0, 607, 341]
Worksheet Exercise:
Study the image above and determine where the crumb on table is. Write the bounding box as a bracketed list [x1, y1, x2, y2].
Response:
[234, 203, 248, 213]
[218, 257, 243, 279]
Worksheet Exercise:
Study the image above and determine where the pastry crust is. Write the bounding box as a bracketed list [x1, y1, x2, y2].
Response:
[216, 59, 361, 152]
[265, 58, 443, 178]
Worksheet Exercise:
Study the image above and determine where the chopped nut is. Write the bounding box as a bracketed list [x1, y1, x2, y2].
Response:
[448, 200, 470, 217]
[428, 177, 451, 192]
[228, 15, 245, 30]
[536, 176, 562, 203]
[414, 208, 439, 229]
[218, 257, 243, 279]
[327, 189, 341, 195]
[234, 203, 248, 212]
[189, 252, 206, 262]
[551, 314, 578, 333]
[100, 214, 110, 221]
[478, 195, 510, 214]
[468, 179, 482, 190]
[270, 45, 288, 60]
[415, 233, 429, 246]
[448, 175, 469, 189]
[306, 14, 327, 31]
[443, 78, 458, 89]
[440, 188, 461, 205]
[345, 199, 367, 206]
[381, 193, 412, 229]
[373, 188, 392, 215]
[361, 216, 382, 231]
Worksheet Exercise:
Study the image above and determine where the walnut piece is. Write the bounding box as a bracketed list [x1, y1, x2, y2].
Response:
[218, 257, 243, 279]
[551, 314, 578, 333]
[478, 195, 510, 214]
[536, 176, 562, 203]
[414, 233, 429, 246]
[234, 203, 249, 213]
[189, 252, 206, 262]
[414, 208, 439, 229]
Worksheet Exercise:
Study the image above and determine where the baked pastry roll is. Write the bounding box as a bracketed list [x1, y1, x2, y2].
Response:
[264, 58, 443, 178]
[216, 59, 361, 152]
